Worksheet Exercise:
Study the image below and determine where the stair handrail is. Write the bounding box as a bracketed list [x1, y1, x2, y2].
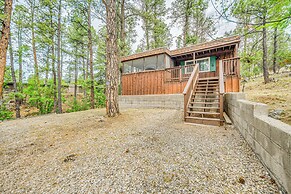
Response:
[219, 60, 224, 123]
[183, 64, 199, 120]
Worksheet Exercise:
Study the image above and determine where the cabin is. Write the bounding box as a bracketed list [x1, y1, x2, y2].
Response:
[120, 36, 241, 126]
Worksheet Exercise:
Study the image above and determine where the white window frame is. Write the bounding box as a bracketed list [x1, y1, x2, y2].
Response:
[184, 57, 211, 73]
[195, 57, 210, 72]
[184, 60, 195, 74]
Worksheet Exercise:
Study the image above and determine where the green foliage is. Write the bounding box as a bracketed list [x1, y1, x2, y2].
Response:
[23, 78, 55, 114]
[170, 0, 216, 46]
[0, 102, 13, 121]
[133, 0, 171, 49]
[94, 90, 106, 108]
[66, 99, 90, 113]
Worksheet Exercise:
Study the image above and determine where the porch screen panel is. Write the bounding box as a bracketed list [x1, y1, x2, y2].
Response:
[132, 58, 144, 72]
[157, 54, 165, 69]
[123, 61, 132, 73]
[144, 56, 157, 70]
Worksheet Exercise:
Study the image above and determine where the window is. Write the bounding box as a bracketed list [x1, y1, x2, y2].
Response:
[123, 61, 132, 73]
[185, 57, 211, 72]
[144, 56, 157, 71]
[185, 60, 194, 74]
[196, 57, 210, 72]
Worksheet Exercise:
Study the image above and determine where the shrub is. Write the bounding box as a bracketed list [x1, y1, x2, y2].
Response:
[0, 105, 13, 121]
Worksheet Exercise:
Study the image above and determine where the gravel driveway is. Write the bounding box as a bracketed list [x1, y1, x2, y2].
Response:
[0, 108, 279, 193]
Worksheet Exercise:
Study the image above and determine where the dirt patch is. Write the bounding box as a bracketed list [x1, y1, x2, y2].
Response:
[244, 73, 291, 125]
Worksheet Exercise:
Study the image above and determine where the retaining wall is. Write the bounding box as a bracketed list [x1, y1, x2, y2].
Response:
[119, 94, 184, 110]
[224, 93, 291, 193]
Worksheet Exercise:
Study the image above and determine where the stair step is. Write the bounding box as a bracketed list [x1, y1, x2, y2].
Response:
[188, 106, 219, 109]
[194, 94, 219, 97]
[187, 111, 220, 115]
[190, 102, 219, 105]
[196, 88, 219, 90]
[192, 98, 219, 100]
[196, 85, 218, 87]
[195, 91, 219, 93]
[198, 81, 219, 84]
[198, 80, 219, 83]
[197, 84, 219, 86]
[185, 116, 222, 126]
[198, 77, 219, 80]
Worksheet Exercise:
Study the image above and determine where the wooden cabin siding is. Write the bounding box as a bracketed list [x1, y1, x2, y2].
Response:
[122, 70, 187, 95]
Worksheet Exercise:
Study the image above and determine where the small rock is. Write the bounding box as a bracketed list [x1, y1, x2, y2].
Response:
[238, 177, 245, 184]
[269, 109, 284, 119]
[63, 154, 77, 162]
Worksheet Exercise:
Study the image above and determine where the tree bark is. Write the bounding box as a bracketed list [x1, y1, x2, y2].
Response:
[88, 2, 95, 109]
[272, 27, 278, 74]
[17, 25, 23, 93]
[9, 33, 21, 118]
[120, 0, 126, 55]
[144, 2, 150, 50]
[262, 15, 269, 84]
[56, 0, 62, 113]
[31, 0, 40, 87]
[50, 8, 57, 111]
[104, 0, 120, 117]
[44, 47, 50, 86]
[183, 0, 190, 47]
[0, 0, 13, 99]
[82, 44, 87, 97]
[74, 53, 78, 100]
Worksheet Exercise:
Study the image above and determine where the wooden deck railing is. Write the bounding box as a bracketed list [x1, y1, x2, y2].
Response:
[223, 57, 240, 76]
[182, 65, 199, 120]
[165, 65, 195, 82]
[219, 60, 225, 123]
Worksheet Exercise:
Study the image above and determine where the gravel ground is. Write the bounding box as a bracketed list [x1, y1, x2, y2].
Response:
[0, 108, 279, 193]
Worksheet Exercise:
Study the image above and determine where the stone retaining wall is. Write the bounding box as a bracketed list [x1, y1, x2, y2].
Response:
[224, 93, 291, 193]
[119, 94, 184, 110]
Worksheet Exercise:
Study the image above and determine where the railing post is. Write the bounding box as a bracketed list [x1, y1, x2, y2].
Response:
[219, 60, 225, 126]
[179, 66, 182, 82]
[219, 60, 225, 94]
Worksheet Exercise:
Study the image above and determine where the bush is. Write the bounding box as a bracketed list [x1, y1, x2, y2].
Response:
[0, 105, 13, 121]
[23, 78, 55, 114]
[67, 99, 90, 113]
[95, 91, 106, 108]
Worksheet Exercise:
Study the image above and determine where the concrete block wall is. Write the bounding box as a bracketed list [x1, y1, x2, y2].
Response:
[119, 94, 184, 110]
[224, 93, 291, 193]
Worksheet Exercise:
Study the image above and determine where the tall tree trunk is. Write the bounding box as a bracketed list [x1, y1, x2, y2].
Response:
[50, 8, 57, 111]
[56, 0, 62, 113]
[120, 0, 125, 55]
[272, 27, 278, 74]
[9, 33, 21, 118]
[31, 0, 40, 87]
[17, 26, 23, 93]
[74, 54, 78, 100]
[119, 0, 125, 95]
[262, 15, 269, 84]
[104, 0, 120, 117]
[183, 2, 190, 47]
[44, 47, 50, 86]
[88, 2, 95, 109]
[82, 45, 87, 98]
[0, 0, 13, 99]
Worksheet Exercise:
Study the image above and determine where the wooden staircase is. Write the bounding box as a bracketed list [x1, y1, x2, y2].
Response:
[183, 63, 224, 126]
[185, 77, 223, 126]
